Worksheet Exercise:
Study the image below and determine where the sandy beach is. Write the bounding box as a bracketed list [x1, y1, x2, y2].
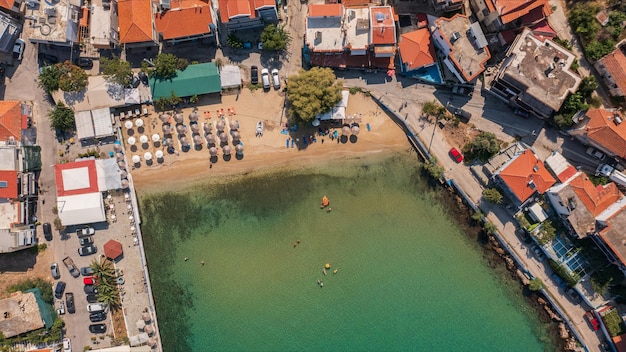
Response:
[128, 90, 410, 193]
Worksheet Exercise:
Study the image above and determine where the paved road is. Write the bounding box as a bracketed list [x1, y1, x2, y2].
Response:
[341, 72, 604, 351]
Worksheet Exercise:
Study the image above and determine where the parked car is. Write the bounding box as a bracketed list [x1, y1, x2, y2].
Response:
[89, 311, 107, 322]
[77, 227, 95, 238]
[446, 102, 471, 121]
[449, 147, 463, 163]
[62, 337, 72, 352]
[586, 147, 606, 161]
[452, 85, 473, 97]
[12, 39, 25, 61]
[80, 266, 95, 276]
[79, 236, 94, 246]
[73, 57, 93, 68]
[130, 74, 140, 88]
[38, 53, 59, 66]
[585, 311, 600, 331]
[531, 246, 544, 261]
[87, 303, 106, 312]
[65, 292, 75, 314]
[567, 288, 582, 303]
[84, 276, 96, 285]
[86, 294, 98, 303]
[89, 324, 107, 334]
[54, 281, 66, 299]
[56, 300, 65, 315]
[513, 108, 530, 118]
[138, 71, 149, 86]
[250, 65, 259, 85]
[42, 222, 52, 241]
[50, 262, 60, 279]
[84, 285, 99, 295]
[78, 245, 97, 256]
[261, 68, 270, 90]
[271, 69, 280, 90]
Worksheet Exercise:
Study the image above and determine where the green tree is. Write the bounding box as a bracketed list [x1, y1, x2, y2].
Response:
[421, 101, 439, 117]
[57, 61, 89, 92]
[483, 188, 503, 204]
[483, 221, 498, 234]
[462, 131, 500, 161]
[536, 220, 556, 245]
[528, 278, 544, 291]
[38, 65, 61, 93]
[9, 278, 54, 304]
[151, 53, 188, 79]
[422, 157, 444, 179]
[48, 102, 75, 131]
[568, 3, 600, 42]
[287, 68, 343, 123]
[100, 57, 133, 87]
[90, 257, 116, 282]
[260, 24, 291, 51]
[578, 76, 598, 99]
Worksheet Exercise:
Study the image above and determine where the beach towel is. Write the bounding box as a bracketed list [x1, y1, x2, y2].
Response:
[280, 129, 289, 135]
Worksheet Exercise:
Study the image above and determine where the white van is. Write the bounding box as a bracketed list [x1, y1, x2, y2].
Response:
[87, 303, 106, 313]
[261, 68, 270, 90]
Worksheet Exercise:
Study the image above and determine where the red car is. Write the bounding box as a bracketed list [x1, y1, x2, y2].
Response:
[585, 311, 600, 331]
[83, 277, 96, 285]
[449, 147, 463, 163]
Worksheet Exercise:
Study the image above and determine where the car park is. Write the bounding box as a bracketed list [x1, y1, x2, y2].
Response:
[54, 281, 66, 299]
[89, 324, 107, 334]
[73, 57, 93, 68]
[585, 311, 600, 331]
[78, 245, 97, 256]
[65, 292, 75, 314]
[89, 311, 107, 322]
[79, 236, 94, 246]
[84, 276, 96, 285]
[586, 147, 606, 161]
[84, 285, 98, 295]
[12, 39, 25, 61]
[87, 303, 106, 312]
[271, 69, 280, 90]
[42, 222, 52, 241]
[50, 262, 60, 279]
[250, 65, 259, 85]
[80, 266, 95, 276]
[77, 227, 95, 238]
[449, 147, 463, 163]
[63, 337, 72, 352]
[261, 68, 270, 90]
[86, 294, 98, 303]
[531, 246, 544, 261]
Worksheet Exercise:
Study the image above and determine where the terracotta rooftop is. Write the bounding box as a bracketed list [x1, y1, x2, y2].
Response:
[584, 108, 626, 159]
[155, 0, 212, 40]
[0, 0, 13, 11]
[569, 173, 622, 216]
[0, 101, 21, 143]
[599, 208, 626, 269]
[598, 44, 626, 97]
[489, 0, 552, 24]
[499, 149, 556, 203]
[0, 170, 18, 199]
[308, 4, 343, 17]
[399, 29, 436, 70]
[370, 6, 395, 45]
[219, 0, 273, 22]
[118, 0, 154, 43]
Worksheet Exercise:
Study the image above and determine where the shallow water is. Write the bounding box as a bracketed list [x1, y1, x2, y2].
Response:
[140, 153, 554, 352]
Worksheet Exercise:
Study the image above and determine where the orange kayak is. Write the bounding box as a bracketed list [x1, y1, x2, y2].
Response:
[322, 196, 329, 207]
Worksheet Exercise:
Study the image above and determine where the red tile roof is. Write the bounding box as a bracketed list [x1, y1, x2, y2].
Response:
[219, 0, 275, 22]
[118, 0, 154, 44]
[399, 29, 436, 70]
[569, 173, 622, 216]
[155, 0, 213, 40]
[599, 45, 626, 97]
[556, 165, 578, 183]
[0, 101, 22, 142]
[499, 149, 556, 203]
[491, 0, 552, 24]
[0, 0, 13, 11]
[584, 108, 626, 159]
[308, 4, 343, 17]
[0, 170, 18, 199]
[370, 6, 396, 45]
[54, 160, 100, 197]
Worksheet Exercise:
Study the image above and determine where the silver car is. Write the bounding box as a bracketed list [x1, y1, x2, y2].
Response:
[50, 262, 60, 279]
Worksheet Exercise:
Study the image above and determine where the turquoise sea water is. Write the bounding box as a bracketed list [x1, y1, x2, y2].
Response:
[140, 153, 555, 352]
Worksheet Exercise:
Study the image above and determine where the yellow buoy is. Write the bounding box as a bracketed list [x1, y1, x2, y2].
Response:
[333, 269, 338, 274]
[325, 263, 331, 269]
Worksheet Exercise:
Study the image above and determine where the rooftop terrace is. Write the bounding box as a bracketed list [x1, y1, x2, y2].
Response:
[27, 0, 81, 45]
[344, 7, 369, 51]
[306, 16, 344, 52]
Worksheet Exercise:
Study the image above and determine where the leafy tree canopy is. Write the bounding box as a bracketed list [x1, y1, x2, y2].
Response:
[151, 53, 189, 79]
[101, 57, 133, 87]
[48, 102, 75, 131]
[462, 131, 500, 161]
[483, 188, 503, 204]
[57, 61, 88, 92]
[260, 24, 291, 51]
[287, 68, 343, 123]
[38, 65, 61, 93]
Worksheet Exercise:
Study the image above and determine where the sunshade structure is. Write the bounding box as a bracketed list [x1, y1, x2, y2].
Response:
[155, 150, 164, 159]
[216, 120, 225, 132]
[124, 121, 133, 129]
[209, 147, 218, 156]
[191, 123, 200, 134]
[116, 153, 124, 161]
[180, 136, 189, 147]
[114, 143, 122, 152]
[162, 124, 171, 134]
[121, 179, 129, 188]
[103, 239, 123, 260]
[206, 134, 216, 144]
[351, 125, 360, 135]
[142, 312, 151, 322]
[174, 113, 184, 124]
[236, 144, 244, 155]
[219, 132, 228, 143]
[127, 136, 136, 145]
[74, 108, 115, 140]
[342, 126, 350, 136]
[144, 325, 154, 335]
[139, 135, 149, 144]
[120, 170, 128, 179]
[189, 112, 199, 122]
[230, 120, 239, 130]
[176, 124, 185, 135]
[223, 145, 232, 155]
[231, 131, 241, 141]
[152, 134, 160, 142]
[193, 135, 203, 145]
[159, 114, 170, 123]
[132, 155, 141, 163]
[203, 124, 211, 133]
[165, 138, 174, 147]
[149, 62, 221, 100]
[147, 338, 157, 347]
[144, 152, 152, 161]
[118, 161, 126, 170]
[135, 119, 144, 127]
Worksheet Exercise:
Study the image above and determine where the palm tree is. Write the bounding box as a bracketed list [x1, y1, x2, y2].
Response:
[90, 257, 116, 283]
[97, 284, 121, 311]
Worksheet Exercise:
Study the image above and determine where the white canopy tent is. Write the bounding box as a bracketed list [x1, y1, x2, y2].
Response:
[57, 193, 106, 226]
[316, 90, 349, 121]
[95, 158, 123, 191]
[220, 65, 242, 89]
[75, 108, 115, 140]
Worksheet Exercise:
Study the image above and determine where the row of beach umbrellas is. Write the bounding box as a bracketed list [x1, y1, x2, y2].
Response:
[131, 150, 164, 163]
[127, 134, 160, 145]
[124, 119, 144, 129]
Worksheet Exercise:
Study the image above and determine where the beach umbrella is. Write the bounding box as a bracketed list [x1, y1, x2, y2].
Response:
[166, 138, 174, 147]
[120, 170, 128, 179]
[206, 134, 216, 144]
[216, 120, 225, 132]
[162, 124, 171, 134]
[116, 153, 124, 161]
[135, 119, 144, 127]
[155, 150, 164, 159]
[142, 312, 151, 322]
[189, 112, 199, 122]
[219, 132, 228, 143]
[114, 143, 123, 152]
[127, 136, 136, 145]
[180, 136, 189, 146]
[124, 120, 133, 129]
[231, 131, 241, 141]
[136, 320, 145, 330]
[342, 126, 350, 136]
[151, 134, 160, 142]
[193, 135, 203, 145]
[312, 119, 320, 127]
[174, 113, 184, 124]
[121, 180, 129, 189]
[209, 147, 218, 156]
[104, 239, 123, 260]
[159, 114, 170, 123]
[191, 124, 200, 134]
[144, 152, 152, 161]
[351, 125, 360, 135]
[223, 145, 232, 155]
[144, 325, 154, 335]
[176, 124, 185, 135]
[139, 135, 149, 144]
[132, 155, 141, 163]
[235, 144, 244, 155]
[203, 123, 211, 133]
[147, 338, 157, 347]
[118, 161, 126, 170]
[229, 120, 239, 130]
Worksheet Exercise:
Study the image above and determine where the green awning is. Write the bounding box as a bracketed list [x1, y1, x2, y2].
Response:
[23, 145, 42, 172]
[25, 288, 54, 329]
[149, 62, 222, 99]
